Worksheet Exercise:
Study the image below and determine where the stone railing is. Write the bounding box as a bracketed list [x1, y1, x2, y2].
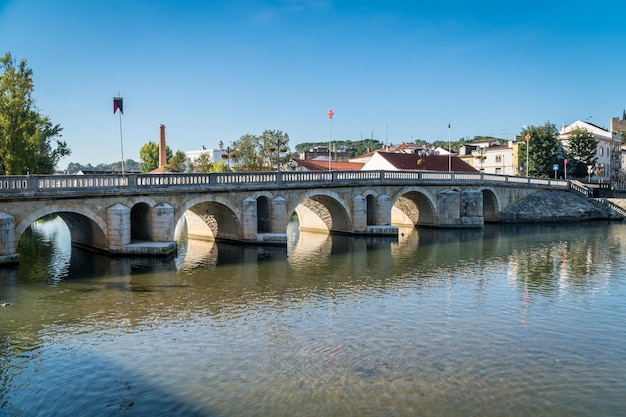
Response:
[569, 180, 592, 197]
[0, 171, 570, 199]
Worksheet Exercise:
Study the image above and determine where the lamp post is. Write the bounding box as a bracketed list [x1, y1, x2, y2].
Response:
[587, 165, 593, 183]
[227, 141, 236, 171]
[278, 133, 288, 171]
[525, 133, 530, 177]
[276, 135, 280, 171]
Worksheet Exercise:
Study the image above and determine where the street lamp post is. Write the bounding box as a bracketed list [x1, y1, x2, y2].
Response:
[525, 133, 530, 177]
[278, 133, 288, 171]
[274, 134, 284, 171]
[227, 141, 236, 171]
[587, 165, 594, 183]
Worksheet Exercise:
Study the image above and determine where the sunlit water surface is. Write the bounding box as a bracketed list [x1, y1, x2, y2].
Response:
[1, 217, 625, 416]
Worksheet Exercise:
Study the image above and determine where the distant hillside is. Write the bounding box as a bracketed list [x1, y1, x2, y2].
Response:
[63, 160, 140, 174]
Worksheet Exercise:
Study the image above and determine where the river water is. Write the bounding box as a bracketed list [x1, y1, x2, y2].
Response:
[1, 217, 625, 417]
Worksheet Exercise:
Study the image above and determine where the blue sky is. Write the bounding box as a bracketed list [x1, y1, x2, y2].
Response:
[1, 0, 624, 168]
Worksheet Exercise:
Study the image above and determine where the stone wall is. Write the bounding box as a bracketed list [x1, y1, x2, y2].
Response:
[500, 191, 622, 222]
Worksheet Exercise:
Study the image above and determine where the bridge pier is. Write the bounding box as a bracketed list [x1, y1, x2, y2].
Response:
[350, 194, 398, 236]
[437, 190, 484, 227]
[252, 197, 288, 245]
[106, 203, 177, 256]
[0, 212, 19, 265]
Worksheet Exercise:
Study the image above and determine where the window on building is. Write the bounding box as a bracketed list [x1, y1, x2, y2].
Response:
[495, 155, 502, 163]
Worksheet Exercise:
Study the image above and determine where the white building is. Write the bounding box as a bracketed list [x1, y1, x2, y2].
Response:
[458, 140, 519, 176]
[185, 147, 223, 167]
[559, 120, 622, 182]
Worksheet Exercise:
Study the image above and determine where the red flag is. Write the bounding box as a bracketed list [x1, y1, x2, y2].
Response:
[328, 108, 334, 119]
[114, 97, 124, 114]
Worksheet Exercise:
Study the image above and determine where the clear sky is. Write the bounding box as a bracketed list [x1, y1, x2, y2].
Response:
[1, 0, 625, 168]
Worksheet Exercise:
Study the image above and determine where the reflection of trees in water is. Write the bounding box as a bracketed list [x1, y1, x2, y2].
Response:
[17, 216, 71, 283]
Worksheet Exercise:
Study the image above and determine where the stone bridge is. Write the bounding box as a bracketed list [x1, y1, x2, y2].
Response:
[0, 171, 569, 265]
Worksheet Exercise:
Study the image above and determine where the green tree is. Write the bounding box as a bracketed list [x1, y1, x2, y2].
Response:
[519, 122, 559, 178]
[191, 152, 213, 172]
[563, 128, 597, 179]
[261, 129, 290, 170]
[212, 159, 229, 172]
[139, 141, 172, 173]
[0, 52, 70, 174]
[235, 133, 262, 171]
[167, 150, 187, 172]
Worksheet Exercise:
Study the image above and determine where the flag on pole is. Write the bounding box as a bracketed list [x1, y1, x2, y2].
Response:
[114, 97, 124, 114]
[328, 108, 334, 119]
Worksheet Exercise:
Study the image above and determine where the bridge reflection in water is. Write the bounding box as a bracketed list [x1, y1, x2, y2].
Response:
[2, 217, 625, 416]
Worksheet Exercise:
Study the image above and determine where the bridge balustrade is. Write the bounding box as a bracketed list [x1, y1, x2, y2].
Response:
[0, 171, 571, 200]
[281, 171, 333, 182]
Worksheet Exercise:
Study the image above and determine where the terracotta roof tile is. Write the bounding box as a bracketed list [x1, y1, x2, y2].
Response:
[293, 159, 364, 171]
[377, 152, 479, 172]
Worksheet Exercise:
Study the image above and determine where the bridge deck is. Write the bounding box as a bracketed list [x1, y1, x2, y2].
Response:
[0, 171, 569, 199]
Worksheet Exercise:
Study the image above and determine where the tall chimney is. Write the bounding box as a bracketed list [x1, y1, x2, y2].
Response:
[159, 124, 167, 168]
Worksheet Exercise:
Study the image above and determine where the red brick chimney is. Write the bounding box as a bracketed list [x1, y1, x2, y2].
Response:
[159, 124, 167, 168]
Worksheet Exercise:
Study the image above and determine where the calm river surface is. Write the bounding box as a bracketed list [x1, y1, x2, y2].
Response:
[1, 217, 625, 417]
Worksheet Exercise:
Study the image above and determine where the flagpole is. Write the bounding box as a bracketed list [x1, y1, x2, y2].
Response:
[118, 108, 125, 177]
[328, 108, 333, 172]
[114, 94, 125, 178]
[448, 121, 451, 172]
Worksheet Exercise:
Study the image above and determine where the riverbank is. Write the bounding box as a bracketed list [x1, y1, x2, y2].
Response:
[499, 191, 624, 222]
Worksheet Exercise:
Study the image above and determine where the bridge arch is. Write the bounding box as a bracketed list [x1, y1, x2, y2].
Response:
[245, 191, 280, 234]
[177, 195, 242, 242]
[131, 202, 152, 241]
[360, 189, 383, 226]
[390, 187, 438, 227]
[16, 204, 108, 251]
[123, 197, 170, 242]
[289, 190, 352, 234]
[257, 195, 271, 232]
[480, 187, 501, 222]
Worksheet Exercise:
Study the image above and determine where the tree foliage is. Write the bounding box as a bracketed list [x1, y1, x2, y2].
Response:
[260, 129, 290, 170]
[191, 152, 213, 172]
[139, 141, 172, 173]
[519, 122, 559, 178]
[65, 159, 139, 173]
[563, 128, 597, 179]
[0, 52, 70, 174]
[234, 133, 262, 171]
[166, 150, 187, 172]
[229, 130, 291, 171]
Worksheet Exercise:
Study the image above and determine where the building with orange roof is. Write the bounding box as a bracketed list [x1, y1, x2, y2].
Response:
[293, 158, 364, 171]
[362, 152, 478, 172]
